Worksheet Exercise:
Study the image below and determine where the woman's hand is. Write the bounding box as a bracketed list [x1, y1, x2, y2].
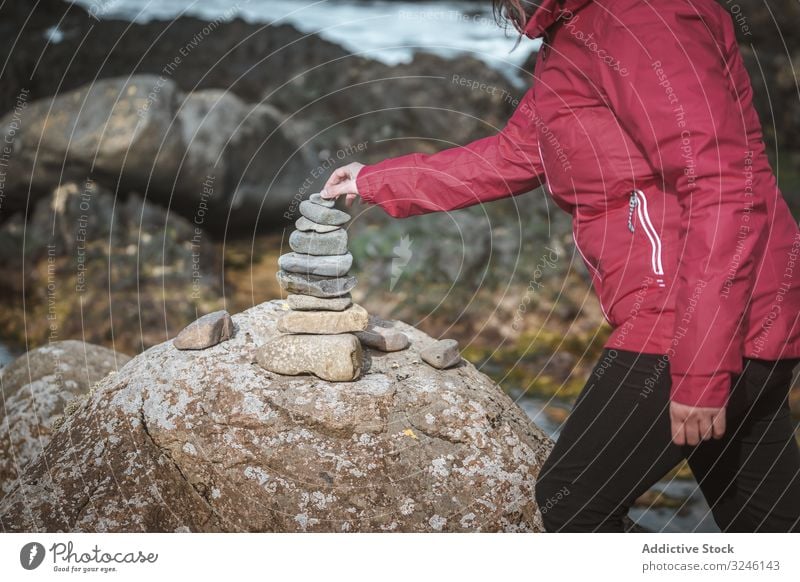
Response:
[321, 162, 365, 208]
[669, 401, 726, 446]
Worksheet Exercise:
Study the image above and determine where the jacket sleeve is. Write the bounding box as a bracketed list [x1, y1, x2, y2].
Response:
[355, 84, 546, 218]
[596, 2, 768, 407]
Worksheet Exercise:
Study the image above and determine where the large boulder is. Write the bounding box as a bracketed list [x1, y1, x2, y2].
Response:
[0, 340, 131, 496]
[0, 301, 553, 532]
[0, 76, 309, 233]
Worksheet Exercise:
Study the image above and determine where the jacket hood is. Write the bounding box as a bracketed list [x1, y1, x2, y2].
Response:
[523, 0, 593, 38]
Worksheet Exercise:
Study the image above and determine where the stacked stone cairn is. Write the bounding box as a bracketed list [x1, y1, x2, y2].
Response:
[258, 193, 368, 381]
[257, 192, 460, 381]
[172, 194, 461, 379]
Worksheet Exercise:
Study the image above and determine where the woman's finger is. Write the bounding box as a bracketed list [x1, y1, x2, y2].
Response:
[670, 412, 685, 446]
[323, 168, 349, 191]
[685, 418, 702, 446]
[711, 410, 726, 439]
[324, 182, 351, 199]
[329, 180, 357, 198]
[697, 413, 713, 441]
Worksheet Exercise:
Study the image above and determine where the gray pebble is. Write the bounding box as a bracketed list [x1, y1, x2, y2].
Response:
[356, 326, 410, 352]
[276, 270, 357, 298]
[310, 192, 336, 208]
[173, 310, 233, 350]
[279, 252, 353, 277]
[420, 339, 461, 369]
[299, 200, 350, 226]
[289, 229, 348, 256]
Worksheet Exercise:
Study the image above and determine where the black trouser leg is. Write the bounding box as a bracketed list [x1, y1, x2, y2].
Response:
[685, 357, 800, 532]
[534, 348, 800, 532]
[535, 349, 684, 532]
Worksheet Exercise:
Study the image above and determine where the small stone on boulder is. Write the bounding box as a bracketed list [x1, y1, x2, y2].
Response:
[356, 326, 410, 352]
[295, 217, 339, 233]
[278, 252, 353, 277]
[286, 294, 352, 311]
[277, 304, 369, 334]
[276, 270, 357, 298]
[256, 333, 363, 382]
[420, 339, 461, 369]
[173, 310, 233, 350]
[299, 200, 350, 226]
[289, 229, 348, 256]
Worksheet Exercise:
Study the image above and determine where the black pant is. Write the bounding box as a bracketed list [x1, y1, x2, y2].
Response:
[534, 348, 800, 532]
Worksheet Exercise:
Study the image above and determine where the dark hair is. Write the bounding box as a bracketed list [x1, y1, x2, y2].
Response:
[491, 0, 539, 33]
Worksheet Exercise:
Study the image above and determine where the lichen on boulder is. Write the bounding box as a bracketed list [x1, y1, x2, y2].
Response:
[0, 301, 553, 532]
[0, 340, 131, 497]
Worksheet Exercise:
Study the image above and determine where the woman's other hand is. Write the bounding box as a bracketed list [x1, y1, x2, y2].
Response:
[321, 162, 365, 208]
[669, 401, 726, 446]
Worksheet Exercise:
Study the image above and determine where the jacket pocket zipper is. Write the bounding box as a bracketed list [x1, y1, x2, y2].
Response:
[628, 190, 665, 286]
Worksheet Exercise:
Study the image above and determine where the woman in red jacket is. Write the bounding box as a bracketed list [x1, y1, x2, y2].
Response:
[321, 0, 800, 532]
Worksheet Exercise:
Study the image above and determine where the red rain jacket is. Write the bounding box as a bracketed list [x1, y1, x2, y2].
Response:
[356, 0, 800, 407]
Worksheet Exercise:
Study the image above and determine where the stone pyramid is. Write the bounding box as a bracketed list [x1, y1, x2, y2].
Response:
[257, 192, 459, 382]
[259, 193, 368, 381]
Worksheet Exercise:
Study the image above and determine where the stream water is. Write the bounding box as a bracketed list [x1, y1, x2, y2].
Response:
[70, 0, 539, 84]
[0, 343, 16, 370]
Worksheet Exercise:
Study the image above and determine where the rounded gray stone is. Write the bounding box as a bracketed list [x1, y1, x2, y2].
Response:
[279, 252, 353, 277]
[299, 200, 350, 226]
[276, 270, 357, 298]
[256, 333, 363, 382]
[289, 229, 348, 256]
[356, 327, 410, 352]
[173, 310, 233, 350]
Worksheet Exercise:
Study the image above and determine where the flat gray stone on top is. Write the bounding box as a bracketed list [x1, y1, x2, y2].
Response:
[299, 200, 350, 226]
[278, 252, 353, 277]
[173, 310, 233, 350]
[289, 229, 348, 256]
[276, 270, 357, 298]
[310, 192, 335, 208]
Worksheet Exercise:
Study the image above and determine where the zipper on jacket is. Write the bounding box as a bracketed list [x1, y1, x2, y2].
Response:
[627, 192, 638, 233]
[628, 190, 666, 287]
